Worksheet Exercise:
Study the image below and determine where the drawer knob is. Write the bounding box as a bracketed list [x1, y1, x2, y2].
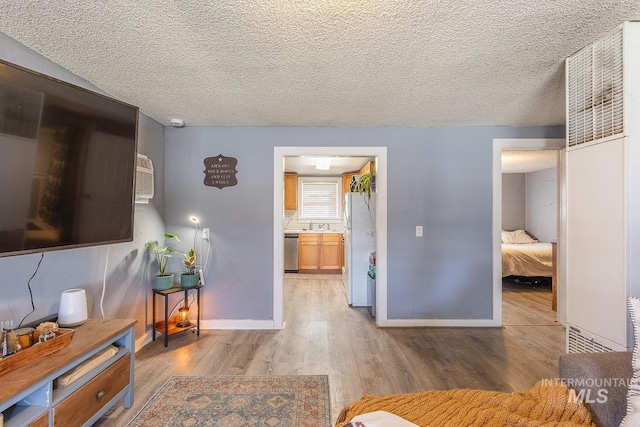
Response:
[97, 390, 106, 400]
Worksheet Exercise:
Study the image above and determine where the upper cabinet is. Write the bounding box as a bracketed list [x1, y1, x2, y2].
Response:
[342, 161, 375, 199]
[342, 173, 356, 198]
[358, 161, 374, 176]
[284, 173, 298, 210]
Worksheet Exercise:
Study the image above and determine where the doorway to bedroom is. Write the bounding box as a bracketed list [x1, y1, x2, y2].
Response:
[501, 151, 558, 325]
[493, 139, 566, 327]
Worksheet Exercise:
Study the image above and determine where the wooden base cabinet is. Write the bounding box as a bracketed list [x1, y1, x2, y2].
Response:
[299, 233, 343, 273]
[0, 319, 136, 427]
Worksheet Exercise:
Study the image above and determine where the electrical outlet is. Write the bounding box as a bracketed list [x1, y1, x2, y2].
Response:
[416, 226, 423, 237]
[202, 228, 210, 240]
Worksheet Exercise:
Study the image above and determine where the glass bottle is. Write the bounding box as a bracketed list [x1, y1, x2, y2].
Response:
[1, 320, 20, 357]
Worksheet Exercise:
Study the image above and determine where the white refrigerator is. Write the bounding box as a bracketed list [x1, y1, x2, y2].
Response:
[343, 192, 376, 306]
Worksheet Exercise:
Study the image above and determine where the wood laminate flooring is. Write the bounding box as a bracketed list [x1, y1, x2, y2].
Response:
[97, 274, 564, 426]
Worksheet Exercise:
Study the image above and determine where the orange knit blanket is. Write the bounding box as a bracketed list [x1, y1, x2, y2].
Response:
[335, 380, 596, 427]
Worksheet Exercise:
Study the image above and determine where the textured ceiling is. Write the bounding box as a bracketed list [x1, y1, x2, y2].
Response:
[2, 1, 640, 127]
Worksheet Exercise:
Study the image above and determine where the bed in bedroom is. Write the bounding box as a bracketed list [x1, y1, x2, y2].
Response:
[501, 229, 557, 310]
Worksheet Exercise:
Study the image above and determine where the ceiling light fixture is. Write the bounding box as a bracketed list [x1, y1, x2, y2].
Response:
[315, 157, 332, 170]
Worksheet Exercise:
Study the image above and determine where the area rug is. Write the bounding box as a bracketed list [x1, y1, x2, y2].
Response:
[127, 375, 330, 427]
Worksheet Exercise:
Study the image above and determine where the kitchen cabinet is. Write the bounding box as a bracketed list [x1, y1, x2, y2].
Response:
[358, 161, 374, 175]
[342, 173, 356, 198]
[342, 161, 374, 199]
[299, 233, 343, 273]
[284, 173, 298, 210]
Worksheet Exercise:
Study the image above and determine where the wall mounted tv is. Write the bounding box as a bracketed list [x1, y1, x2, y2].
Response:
[0, 59, 139, 257]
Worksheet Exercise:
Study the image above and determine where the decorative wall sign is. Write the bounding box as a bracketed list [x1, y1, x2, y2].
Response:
[203, 154, 238, 189]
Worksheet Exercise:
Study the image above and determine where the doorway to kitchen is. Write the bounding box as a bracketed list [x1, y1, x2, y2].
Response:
[273, 146, 388, 329]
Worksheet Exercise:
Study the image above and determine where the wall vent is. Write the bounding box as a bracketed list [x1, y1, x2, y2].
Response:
[567, 325, 615, 353]
[567, 25, 624, 147]
[135, 154, 154, 204]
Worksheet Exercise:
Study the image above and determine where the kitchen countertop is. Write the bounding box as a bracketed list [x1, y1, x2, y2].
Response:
[285, 230, 344, 234]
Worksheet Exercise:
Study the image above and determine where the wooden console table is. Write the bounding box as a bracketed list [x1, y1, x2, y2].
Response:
[0, 318, 136, 427]
[152, 285, 201, 347]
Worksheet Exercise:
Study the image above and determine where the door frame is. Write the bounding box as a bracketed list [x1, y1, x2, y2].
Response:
[492, 138, 566, 325]
[273, 146, 388, 328]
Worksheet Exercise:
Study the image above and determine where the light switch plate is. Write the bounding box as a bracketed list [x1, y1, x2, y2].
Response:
[416, 226, 423, 237]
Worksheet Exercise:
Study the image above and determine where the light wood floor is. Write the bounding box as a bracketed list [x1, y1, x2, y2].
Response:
[97, 275, 563, 426]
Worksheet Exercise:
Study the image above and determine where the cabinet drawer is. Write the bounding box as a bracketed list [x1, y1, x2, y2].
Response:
[53, 354, 130, 426]
[29, 412, 49, 427]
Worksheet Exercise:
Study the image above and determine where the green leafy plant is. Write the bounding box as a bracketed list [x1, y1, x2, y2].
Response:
[354, 172, 376, 237]
[354, 172, 375, 198]
[145, 232, 182, 276]
[183, 248, 197, 274]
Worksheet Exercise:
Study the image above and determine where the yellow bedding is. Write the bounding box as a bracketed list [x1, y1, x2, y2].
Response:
[335, 380, 595, 427]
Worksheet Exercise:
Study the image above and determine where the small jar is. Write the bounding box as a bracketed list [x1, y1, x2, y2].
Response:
[14, 327, 35, 349]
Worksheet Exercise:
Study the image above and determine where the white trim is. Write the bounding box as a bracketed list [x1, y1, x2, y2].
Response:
[200, 319, 286, 330]
[274, 146, 388, 328]
[492, 138, 566, 326]
[383, 318, 501, 327]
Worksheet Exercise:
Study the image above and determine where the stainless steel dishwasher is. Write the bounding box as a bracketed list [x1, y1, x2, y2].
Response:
[284, 233, 299, 273]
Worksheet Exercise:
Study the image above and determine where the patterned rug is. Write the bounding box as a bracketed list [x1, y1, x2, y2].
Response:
[127, 375, 330, 427]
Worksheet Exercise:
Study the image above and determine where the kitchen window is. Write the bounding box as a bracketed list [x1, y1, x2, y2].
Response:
[299, 177, 340, 219]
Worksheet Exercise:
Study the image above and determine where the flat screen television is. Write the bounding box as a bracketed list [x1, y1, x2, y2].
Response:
[0, 59, 138, 257]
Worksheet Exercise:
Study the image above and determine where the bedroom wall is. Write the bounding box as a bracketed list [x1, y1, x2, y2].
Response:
[0, 33, 166, 349]
[502, 174, 525, 230]
[526, 167, 558, 243]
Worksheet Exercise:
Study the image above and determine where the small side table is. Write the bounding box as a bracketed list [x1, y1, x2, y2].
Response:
[152, 284, 201, 347]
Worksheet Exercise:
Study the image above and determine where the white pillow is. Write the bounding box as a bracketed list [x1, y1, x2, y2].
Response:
[512, 229, 537, 244]
[502, 229, 537, 244]
[349, 411, 420, 427]
[622, 297, 640, 426]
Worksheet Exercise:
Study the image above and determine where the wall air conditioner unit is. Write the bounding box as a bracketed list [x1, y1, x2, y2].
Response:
[135, 153, 154, 204]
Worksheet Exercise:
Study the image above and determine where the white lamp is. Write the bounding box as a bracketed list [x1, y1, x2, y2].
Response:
[58, 289, 88, 327]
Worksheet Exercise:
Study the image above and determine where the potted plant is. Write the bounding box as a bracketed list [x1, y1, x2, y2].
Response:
[180, 248, 199, 288]
[354, 171, 376, 199]
[145, 232, 181, 290]
[354, 172, 376, 237]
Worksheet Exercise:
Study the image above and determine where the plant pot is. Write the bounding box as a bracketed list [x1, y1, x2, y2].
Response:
[154, 274, 174, 291]
[180, 273, 199, 288]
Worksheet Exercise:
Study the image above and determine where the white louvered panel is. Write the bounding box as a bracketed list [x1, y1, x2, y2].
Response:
[567, 25, 624, 147]
[592, 29, 624, 141]
[567, 325, 616, 353]
[567, 46, 593, 146]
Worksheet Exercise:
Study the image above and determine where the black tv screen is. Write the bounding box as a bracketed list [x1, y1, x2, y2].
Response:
[0, 59, 138, 257]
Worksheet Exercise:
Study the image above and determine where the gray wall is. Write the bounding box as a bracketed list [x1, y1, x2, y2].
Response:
[526, 168, 558, 242]
[502, 174, 526, 230]
[501, 168, 558, 242]
[165, 126, 563, 321]
[1, 33, 565, 331]
[0, 33, 166, 348]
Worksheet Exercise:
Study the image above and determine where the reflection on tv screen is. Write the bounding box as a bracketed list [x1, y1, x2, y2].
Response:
[0, 59, 138, 257]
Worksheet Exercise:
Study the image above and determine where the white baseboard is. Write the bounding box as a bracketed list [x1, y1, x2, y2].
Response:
[200, 319, 287, 330]
[377, 318, 501, 327]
